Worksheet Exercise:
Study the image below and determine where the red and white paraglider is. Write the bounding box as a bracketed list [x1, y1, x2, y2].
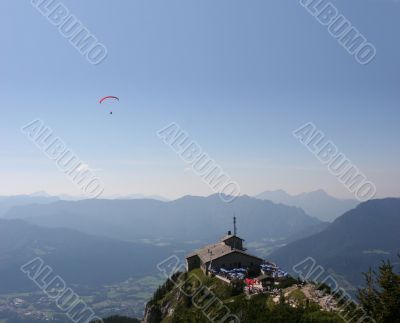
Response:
[99, 96, 119, 114]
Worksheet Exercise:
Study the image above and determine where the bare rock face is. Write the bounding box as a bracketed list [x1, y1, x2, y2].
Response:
[142, 283, 182, 323]
[142, 303, 161, 323]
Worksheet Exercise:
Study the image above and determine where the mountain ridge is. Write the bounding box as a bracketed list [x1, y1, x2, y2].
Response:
[255, 189, 359, 222]
[0, 218, 168, 294]
[4, 194, 325, 256]
[270, 197, 400, 288]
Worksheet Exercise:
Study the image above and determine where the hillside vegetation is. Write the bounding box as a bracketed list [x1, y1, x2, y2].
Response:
[143, 269, 343, 323]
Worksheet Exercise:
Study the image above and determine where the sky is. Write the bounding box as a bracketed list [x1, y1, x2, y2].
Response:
[1, 0, 399, 199]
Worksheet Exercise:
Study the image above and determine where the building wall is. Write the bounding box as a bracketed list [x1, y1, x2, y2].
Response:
[208, 252, 262, 270]
[186, 255, 201, 271]
[223, 236, 243, 250]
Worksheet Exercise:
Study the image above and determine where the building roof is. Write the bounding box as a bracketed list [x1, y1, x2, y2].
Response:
[186, 242, 232, 262]
[220, 234, 244, 242]
[186, 240, 262, 264]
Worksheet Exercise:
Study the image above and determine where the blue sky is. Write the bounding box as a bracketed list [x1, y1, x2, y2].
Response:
[1, 0, 399, 199]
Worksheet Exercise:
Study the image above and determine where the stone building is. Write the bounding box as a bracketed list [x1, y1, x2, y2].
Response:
[186, 217, 263, 273]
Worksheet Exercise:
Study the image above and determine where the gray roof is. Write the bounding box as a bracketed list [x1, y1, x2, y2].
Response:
[186, 239, 262, 263]
[221, 234, 244, 242]
[186, 242, 233, 262]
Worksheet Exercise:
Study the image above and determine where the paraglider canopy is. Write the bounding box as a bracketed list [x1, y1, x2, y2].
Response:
[99, 96, 119, 104]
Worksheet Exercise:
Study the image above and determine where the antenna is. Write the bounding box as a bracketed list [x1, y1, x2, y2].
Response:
[208, 250, 213, 272]
[233, 215, 237, 236]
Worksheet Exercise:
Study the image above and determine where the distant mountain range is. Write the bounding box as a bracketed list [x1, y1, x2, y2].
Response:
[255, 189, 359, 222]
[4, 194, 324, 251]
[0, 219, 168, 294]
[270, 198, 400, 288]
[1, 189, 356, 223]
[0, 192, 170, 218]
[103, 194, 169, 201]
[0, 194, 59, 217]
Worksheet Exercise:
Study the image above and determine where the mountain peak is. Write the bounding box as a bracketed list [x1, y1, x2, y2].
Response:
[255, 189, 358, 222]
[303, 189, 329, 197]
[28, 191, 51, 197]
